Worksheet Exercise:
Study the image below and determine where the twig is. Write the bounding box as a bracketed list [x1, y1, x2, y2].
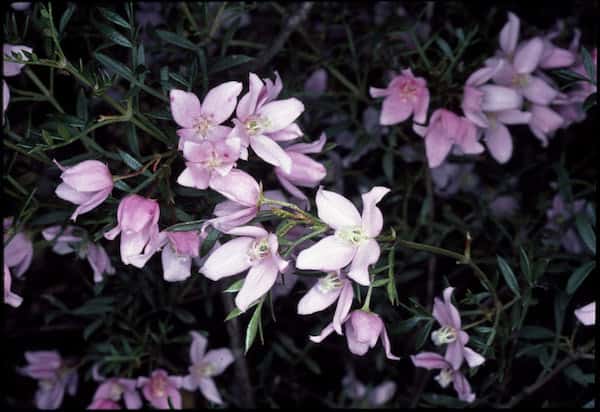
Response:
[221, 293, 256, 408]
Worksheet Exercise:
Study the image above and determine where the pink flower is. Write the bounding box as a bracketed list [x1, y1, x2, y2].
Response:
[231, 72, 305, 173]
[462, 61, 531, 163]
[3, 44, 32, 118]
[310, 309, 399, 360]
[18, 351, 79, 409]
[414, 109, 484, 168]
[3, 217, 33, 277]
[201, 169, 262, 233]
[180, 331, 234, 405]
[275, 132, 327, 203]
[199, 225, 288, 311]
[4, 264, 23, 307]
[89, 366, 142, 409]
[431, 287, 485, 370]
[42, 225, 115, 283]
[169, 82, 242, 148]
[411, 352, 475, 403]
[160, 231, 201, 282]
[304, 68, 328, 96]
[54, 159, 114, 221]
[574, 302, 595, 326]
[297, 270, 354, 335]
[488, 13, 559, 106]
[177, 137, 241, 190]
[104, 195, 161, 267]
[296, 186, 389, 285]
[137, 369, 182, 410]
[369, 68, 430, 126]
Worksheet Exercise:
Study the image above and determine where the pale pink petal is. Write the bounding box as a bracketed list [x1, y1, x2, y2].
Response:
[411, 352, 448, 370]
[499, 12, 520, 55]
[225, 225, 268, 238]
[71, 187, 112, 221]
[161, 245, 192, 282]
[55, 182, 93, 204]
[3, 80, 10, 116]
[297, 281, 342, 315]
[60, 160, 112, 191]
[344, 320, 371, 356]
[209, 169, 260, 207]
[413, 88, 430, 124]
[315, 187, 362, 229]
[296, 235, 356, 272]
[169, 89, 201, 128]
[189, 331, 208, 364]
[177, 164, 210, 190]
[484, 123, 513, 163]
[381, 325, 400, 360]
[235, 258, 279, 311]
[575, 302, 596, 326]
[425, 126, 453, 168]
[380, 94, 413, 125]
[198, 377, 224, 405]
[463, 346, 485, 368]
[203, 348, 234, 375]
[249, 134, 292, 173]
[3, 45, 32, 76]
[236, 73, 264, 121]
[347, 239, 380, 286]
[479, 85, 523, 112]
[201, 81, 243, 124]
[258, 98, 304, 133]
[445, 340, 464, 370]
[442, 287, 462, 329]
[268, 122, 304, 142]
[453, 371, 475, 403]
[496, 109, 531, 124]
[286, 132, 327, 154]
[200, 237, 253, 280]
[514, 37, 544, 74]
[123, 390, 143, 409]
[369, 86, 390, 98]
[521, 76, 558, 105]
[368, 381, 397, 406]
[539, 47, 576, 69]
[333, 280, 354, 335]
[360, 186, 390, 237]
[309, 321, 335, 343]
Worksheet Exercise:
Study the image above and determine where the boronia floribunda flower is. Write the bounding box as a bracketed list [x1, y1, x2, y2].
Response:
[89, 365, 142, 409]
[169, 82, 242, 149]
[159, 230, 202, 282]
[180, 331, 234, 405]
[104, 194, 161, 268]
[3, 43, 32, 119]
[411, 352, 476, 403]
[199, 225, 288, 312]
[369, 68, 430, 126]
[230, 72, 305, 173]
[53, 159, 114, 221]
[137, 369, 182, 410]
[431, 287, 485, 370]
[310, 309, 400, 360]
[296, 186, 390, 286]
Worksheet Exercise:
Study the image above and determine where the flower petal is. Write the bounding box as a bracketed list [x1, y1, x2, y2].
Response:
[521, 76, 558, 105]
[380, 94, 413, 125]
[347, 239, 380, 286]
[499, 12, 520, 55]
[514, 37, 544, 74]
[410, 352, 450, 370]
[360, 186, 390, 237]
[259, 98, 304, 133]
[198, 377, 224, 405]
[333, 280, 354, 334]
[199, 237, 253, 280]
[249, 134, 292, 173]
[201, 81, 243, 124]
[316, 187, 362, 229]
[235, 258, 279, 312]
[170, 89, 201, 128]
[297, 280, 342, 315]
[484, 123, 513, 163]
[463, 346, 486, 368]
[296, 235, 356, 272]
[203, 348, 234, 375]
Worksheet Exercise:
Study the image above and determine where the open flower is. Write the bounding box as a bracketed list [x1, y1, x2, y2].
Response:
[180, 331, 234, 405]
[18, 351, 79, 410]
[3, 44, 32, 118]
[414, 109, 484, 168]
[4, 264, 23, 307]
[199, 225, 288, 311]
[369, 68, 430, 125]
[177, 137, 241, 190]
[160, 231, 201, 282]
[89, 365, 141, 410]
[54, 159, 114, 221]
[310, 309, 399, 360]
[137, 369, 182, 410]
[431, 287, 485, 370]
[169, 82, 242, 148]
[231, 72, 305, 173]
[3, 217, 33, 278]
[296, 186, 390, 286]
[297, 270, 354, 335]
[411, 352, 475, 403]
[104, 195, 161, 268]
[275, 132, 327, 203]
[574, 302, 595, 326]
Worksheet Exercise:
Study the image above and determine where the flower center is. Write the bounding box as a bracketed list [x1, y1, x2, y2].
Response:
[434, 368, 454, 388]
[431, 325, 458, 346]
[316, 272, 343, 293]
[194, 115, 215, 138]
[511, 73, 529, 88]
[247, 237, 271, 263]
[109, 382, 124, 401]
[205, 152, 223, 169]
[335, 226, 368, 245]
[397, 79, 418, 101]
[244, 116, 270, 136]
[193, 362, 215, 378]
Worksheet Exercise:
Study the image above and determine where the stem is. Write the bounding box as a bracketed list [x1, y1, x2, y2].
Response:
[180, 2, 200, 33]
[361, 276, 375, 311]
[261, 196, 323, 226]
[24, 68, 65, 113]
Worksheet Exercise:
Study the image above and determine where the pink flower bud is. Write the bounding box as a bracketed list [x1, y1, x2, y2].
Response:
[3, 217, 33, 277]
[54, 159, 114, 221]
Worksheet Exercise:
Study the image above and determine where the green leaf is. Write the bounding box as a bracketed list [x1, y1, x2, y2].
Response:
[83, 318, 104, 340]
[564, 364, 594, 386]
[98, 7, 131, 30]
[165, 220, 205, 232]
[95, 52, 133, 80]
[244, 301, 263, 354]
[97, 23, 133, 48]
[372, 278, 389, 287]
[118, 149, 143, 170]
[59, 4, 76, 34]
[208, 55, 254, 74]
[575, 213, 596, 254]
[225, 307, 243, 321]
[497, 256, 521, 297]
[171, 308, 196, 324]
[566, 261, 595, 295]
[519, 247, 532, 285]
[582, 92, 597, 112]
[435, 37, 454, 60]
[156, 29, 198, 50]
[581, 46, 596, 84]
[76, 89, 88, 123]
[224, 279, 244, 293]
